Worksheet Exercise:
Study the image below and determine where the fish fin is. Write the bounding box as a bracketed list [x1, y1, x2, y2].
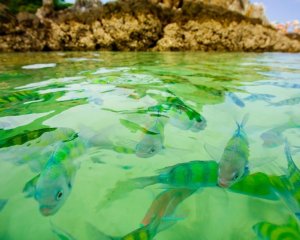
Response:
[284, 139, 295, 166]
[119, 119, 154, 134]
[248, 156, 278, 171]
[96, 176, 157, 210]
[161, 215, 185, 222]
[85, 222, 116, 240]
[23, 174, 40, 198]
[51, 222, 76, 240]
[0, 199, 8, 212]
[287, 216, 300, 229]
[236, 113, 249, 130]
[203, 143, 223, 162]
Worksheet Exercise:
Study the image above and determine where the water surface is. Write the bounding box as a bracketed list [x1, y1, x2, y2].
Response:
[0, 52, 300, 240]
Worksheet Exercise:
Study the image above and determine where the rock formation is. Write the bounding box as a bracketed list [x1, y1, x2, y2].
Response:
[0, 0, 299, 52]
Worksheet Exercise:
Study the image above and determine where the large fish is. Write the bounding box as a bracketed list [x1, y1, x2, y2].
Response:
[253, 217, 300, 240]
[218, 114, 250, 188]
[23, 137, 87, 216]
[100, 160, 218, 208]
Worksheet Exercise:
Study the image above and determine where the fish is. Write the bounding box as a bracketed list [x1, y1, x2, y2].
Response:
[164, 95, 206, 132]
[260, 118, 300, 148]
[0, 199, 8, 212]
[243, 93, 275, 102]
[252, 217, 300, 240]
[270, 96, 300, 107]
[23, 137, 87, 216]
[89, 190, 192, 240]
[100, 160, 218, 207]
[103, 93, 206, 133]
[226, 92, 245, 108]
[0, 128, 78, 172]
[218, 114, 250, 188]
[135, 116, 167, 158]
[258, 81, 300, 89]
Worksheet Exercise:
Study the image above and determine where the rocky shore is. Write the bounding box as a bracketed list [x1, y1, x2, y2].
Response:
[0, 0, 300, 52]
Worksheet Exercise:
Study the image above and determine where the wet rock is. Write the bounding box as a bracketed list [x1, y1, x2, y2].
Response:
[0, 0, 299, 52]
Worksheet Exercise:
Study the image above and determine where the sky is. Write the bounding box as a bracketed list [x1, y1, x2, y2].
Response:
[64, 0, 300, 23]
[257, 0, 300, 22]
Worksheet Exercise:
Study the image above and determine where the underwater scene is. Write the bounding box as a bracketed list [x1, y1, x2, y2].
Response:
[0, 52, 300, 240]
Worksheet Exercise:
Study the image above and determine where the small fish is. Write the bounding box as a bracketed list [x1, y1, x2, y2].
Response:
[243, 93, 275, 102]
[226, 92, 245, 108]
[218, 114, 249, 188]
[270, 97, 300, 107]
[23, 137, 86, 216]
[0, 199, 8, 212]
[253, 217, 300, 240]
[260, 118, 300, 148]
[165, 95, 206, 131]
[259, 81, 300, 89]
[135, 116, 166, 158]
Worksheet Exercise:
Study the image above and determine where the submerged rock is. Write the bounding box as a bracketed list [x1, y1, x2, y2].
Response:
[0, 0, 299, 52]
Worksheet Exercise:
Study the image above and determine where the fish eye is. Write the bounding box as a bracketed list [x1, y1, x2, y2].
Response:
[232, 173, 239, 181]
[56, 191, 63, 201]
[149, 148, 156, 153]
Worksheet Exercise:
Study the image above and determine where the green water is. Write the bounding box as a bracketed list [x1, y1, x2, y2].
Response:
[0, 52, 300, 240]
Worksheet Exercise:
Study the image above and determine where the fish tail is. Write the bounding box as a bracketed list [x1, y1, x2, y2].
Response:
[85, 222, 116, 240]
[133, 175, 158, 189]
[284, 139, 295, 169]
[236, 113, 249, 133]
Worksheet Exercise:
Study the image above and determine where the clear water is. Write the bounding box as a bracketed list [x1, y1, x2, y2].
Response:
[0, 52, 300, 240]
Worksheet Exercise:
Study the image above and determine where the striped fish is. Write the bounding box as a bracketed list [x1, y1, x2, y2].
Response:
[23, 137, 87, 216]
[253, 217, 300, 240]
[100, 160, 218, 208]
[218, 114, 250, 188]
